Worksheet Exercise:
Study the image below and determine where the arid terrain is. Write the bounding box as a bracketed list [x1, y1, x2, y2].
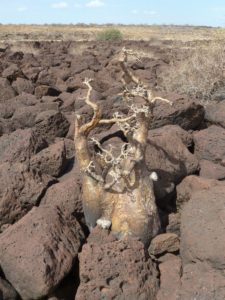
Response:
[1, 24, 224, 42]
[0, 25, 225, 300]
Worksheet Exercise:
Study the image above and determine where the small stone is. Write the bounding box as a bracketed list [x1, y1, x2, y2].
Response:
[149, 233, 180, 256]
[157, 255, 182, 300]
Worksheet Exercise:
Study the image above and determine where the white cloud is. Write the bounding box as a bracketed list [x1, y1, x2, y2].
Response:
[17, 6, 28, 12]
[131, 9, 139, 15]
[74, 3, 82, 8]
[212, 6, 225, 12]
[51, 2, 68, 9]
[143, 10, 157, 15]
[86, 0, 105, 8]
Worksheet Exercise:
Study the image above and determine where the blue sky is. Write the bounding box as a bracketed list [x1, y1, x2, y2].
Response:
[1, 0, 225, 26]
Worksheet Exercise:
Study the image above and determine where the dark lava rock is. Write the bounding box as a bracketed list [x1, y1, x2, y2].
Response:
[76, 226, 159, 300]
[0, 162, 54, 229]
[0, 128, 47, 164]
[0, 78, 17, 101]
[152, 96, 204, 130]
[34, 110, 70, 144]
[148, 233, 180, 256]
[199, 159, 225, 180]
[35, 85, 61, 98]
[178, 262, 225, 300]
[12, 77, 34, 94]
[193, 125, 225, 164]
[205, 101, 225, 128]
[30, 140, 67, 177]
[40, 169, 83, 217]
[157, 254, 182, 300]
[0, 205, 84, 300]
[180, 185, 225, 270]
[2, 64, 24, 82]
[176, 175, 224, 210]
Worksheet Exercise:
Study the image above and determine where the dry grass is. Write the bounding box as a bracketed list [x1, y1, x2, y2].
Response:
[159, 40, 225, 104]
[1, 24, 225, 42]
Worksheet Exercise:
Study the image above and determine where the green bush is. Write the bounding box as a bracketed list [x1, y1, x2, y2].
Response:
[96, 28, 123, 41]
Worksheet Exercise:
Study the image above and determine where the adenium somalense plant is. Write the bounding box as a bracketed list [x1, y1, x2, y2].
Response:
[74, 47, 172, 246]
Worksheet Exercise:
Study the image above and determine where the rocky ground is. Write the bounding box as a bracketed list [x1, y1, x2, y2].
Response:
[0, 40, 224, 300]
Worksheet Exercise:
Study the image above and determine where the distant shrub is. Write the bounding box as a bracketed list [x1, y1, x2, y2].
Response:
[96, 28, 123, 41]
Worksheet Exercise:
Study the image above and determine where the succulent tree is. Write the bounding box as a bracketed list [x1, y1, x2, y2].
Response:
[74, 48, 172, 246]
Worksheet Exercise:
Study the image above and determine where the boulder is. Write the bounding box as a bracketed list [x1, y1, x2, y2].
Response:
[2, 64, 24, 82]
[157, 255, 181, 300]
[0, 101, 17, 119]
[0, 162, 54, 229]
[166, 213, 181, 236]
[40, 96, 62, 110]
[9, 92, 38, 106]
[76, 227, 159, 300]
[40, 169, 83, 216]
[178, 262, 225, 300]
[59, 92, 76, 112]
[0, 128, 47, 164]
[199, 159, 225, 180]
[70, 58, 88, 74]
[34, 110, 70, 144]
[30, 140, 67, 177]
[152, 96, 204, 130]
[149, 233, 180, 256]
[205, 101, 225, 128]
[0, 206, 84, 300]
[11, 105, 46, 130]
[12, 77, 34, 94]
[21, 65, 43, 82]
[176, 175, 224, 210]
[193, 125, 225, 163]
[35, 85, 61, 98]
[0, 78, 16, 101]
[180, 185, 225, 270]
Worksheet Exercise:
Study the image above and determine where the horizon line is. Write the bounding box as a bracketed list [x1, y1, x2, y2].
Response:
[0, 23, 222, 28]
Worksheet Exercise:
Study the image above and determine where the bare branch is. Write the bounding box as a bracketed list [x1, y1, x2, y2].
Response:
[82, 160, 104, 183]
[76, 78, 102, 136]
[150, 96, 173, 105]
[99, 114, 135, 125]
[119, 48, 141, 85]
[104, 167, 122, 190]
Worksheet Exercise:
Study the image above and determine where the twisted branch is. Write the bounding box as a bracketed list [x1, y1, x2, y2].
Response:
[75, 78, 102, 137]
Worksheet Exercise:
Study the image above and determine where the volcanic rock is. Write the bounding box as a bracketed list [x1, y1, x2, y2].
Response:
[199, 159, 225, 180]
[30, 140, 67, 177]
[176, 175, 224, 210]
[76, 226, 159, 300]
[0, 206, 84, 299]
[0, 78, 16, 101]
[157, 255, 182, 300]
[152, 95, 204, 130]
[149, 233, 180, 256]
[205, 101, 225, 128]
[180, 185, 225, 269]
[0, 128, 47, 164]
[0, 162, 54, 229]
[178, 262, 225, 300]
[193, 125, 225, 163]
[34, 110, 70, 144]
